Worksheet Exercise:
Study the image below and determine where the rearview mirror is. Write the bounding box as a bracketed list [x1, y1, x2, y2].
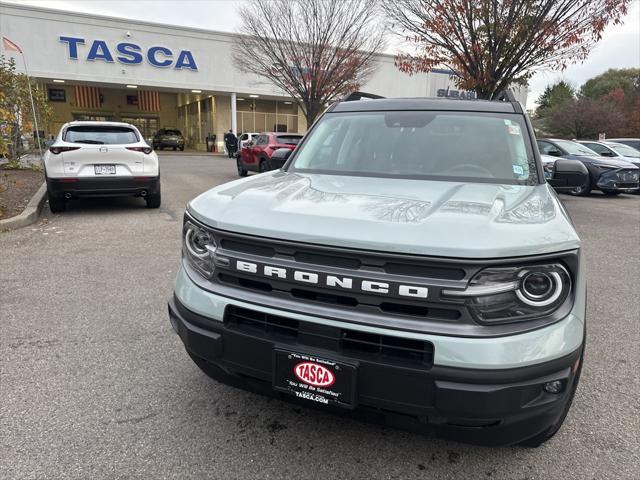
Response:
[547, 159, 589, 192]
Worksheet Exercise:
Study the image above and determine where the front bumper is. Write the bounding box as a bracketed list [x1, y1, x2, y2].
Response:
[168, 294, 583, 446]
[47, 176, 160, 198]
[596, 168, 640, 191]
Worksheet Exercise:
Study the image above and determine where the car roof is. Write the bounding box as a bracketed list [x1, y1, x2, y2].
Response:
[607, 138, 640, 141]
[331, 97, 518, 113]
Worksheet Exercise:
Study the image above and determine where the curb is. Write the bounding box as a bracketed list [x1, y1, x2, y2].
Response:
[0, 182, 47, 232]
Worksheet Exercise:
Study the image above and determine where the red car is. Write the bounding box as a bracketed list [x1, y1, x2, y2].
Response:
[237, 132, 302, 176]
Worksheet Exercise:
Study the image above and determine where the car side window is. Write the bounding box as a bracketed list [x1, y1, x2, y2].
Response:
[537, 141, 554, 155]
[256, 135, 268, 146]
[586, 143, 612, 156]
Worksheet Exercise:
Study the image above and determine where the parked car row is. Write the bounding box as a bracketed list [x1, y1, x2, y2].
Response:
[538, 138, 640, 196]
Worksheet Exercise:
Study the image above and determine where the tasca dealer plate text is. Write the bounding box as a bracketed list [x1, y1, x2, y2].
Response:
[273, 349, 357, 409]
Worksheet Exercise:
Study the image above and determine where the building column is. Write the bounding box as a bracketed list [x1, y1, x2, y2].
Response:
[231, 92, 237, 135]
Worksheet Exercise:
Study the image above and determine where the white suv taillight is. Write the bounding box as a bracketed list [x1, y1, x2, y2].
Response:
[49, 146, 80, 155]
[126, 146, 153, 154]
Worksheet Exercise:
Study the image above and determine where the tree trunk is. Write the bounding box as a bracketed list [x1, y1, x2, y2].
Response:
[303, 103, 322, 130]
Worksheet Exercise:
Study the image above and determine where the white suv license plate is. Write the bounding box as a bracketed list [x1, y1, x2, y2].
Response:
[94, 165, 116, 175]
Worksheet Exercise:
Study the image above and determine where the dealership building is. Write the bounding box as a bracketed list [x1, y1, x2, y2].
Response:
[1, 3, 527, 151]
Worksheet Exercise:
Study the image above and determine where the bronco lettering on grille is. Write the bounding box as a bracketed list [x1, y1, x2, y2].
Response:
[233, 260, 429, 298]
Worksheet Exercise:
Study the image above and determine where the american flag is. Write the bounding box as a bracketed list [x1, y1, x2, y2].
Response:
[139, 90, 160, 112]
[74, 85, 101, 109]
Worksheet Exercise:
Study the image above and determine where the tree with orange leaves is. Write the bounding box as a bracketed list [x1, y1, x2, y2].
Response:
[382, 0, 632, 99]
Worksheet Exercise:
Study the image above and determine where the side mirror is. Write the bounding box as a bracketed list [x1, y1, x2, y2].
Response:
[270, 148, 293, 168]
[600, 151, 615, 157]
[547, 159, 589, 192]
[548, 149, 562, 157]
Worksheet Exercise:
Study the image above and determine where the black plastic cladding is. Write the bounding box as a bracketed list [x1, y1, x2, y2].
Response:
[183, 213, 579, 339]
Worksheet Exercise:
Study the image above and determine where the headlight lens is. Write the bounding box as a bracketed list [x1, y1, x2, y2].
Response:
[183, 220, 216, 278]
[443, 264, 571, 324]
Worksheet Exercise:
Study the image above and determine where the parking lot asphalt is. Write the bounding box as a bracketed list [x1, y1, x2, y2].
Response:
[1, 155, 639, 480]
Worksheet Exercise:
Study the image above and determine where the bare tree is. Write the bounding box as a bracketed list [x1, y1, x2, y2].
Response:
[234, 0, 385, 127]
[382, 0, 631, 99]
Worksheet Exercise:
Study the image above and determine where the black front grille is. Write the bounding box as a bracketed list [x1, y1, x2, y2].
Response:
[617, 169, 639, 183]
[212, 229, 470, 322]
[225, 306, 435, 368]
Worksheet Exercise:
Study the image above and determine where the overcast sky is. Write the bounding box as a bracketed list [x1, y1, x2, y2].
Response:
[5, 0, 640, 109]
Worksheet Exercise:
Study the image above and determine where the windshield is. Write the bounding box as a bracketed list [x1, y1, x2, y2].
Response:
[290, 111, 537, 184]
[609, 143, 640, 158]
[554, 140, 598, 156]
[164, 130, 182, 136]
[64, 126, 139, 144]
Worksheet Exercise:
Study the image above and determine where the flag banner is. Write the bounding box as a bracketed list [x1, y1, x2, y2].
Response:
[74, 85, 101, 109]
[2, 36, 22, 53]
[139, 90, 161, 112]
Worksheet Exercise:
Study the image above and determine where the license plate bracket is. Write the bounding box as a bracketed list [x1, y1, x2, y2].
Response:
[94, 164, 116, 175]
[273, 349, 357, 409]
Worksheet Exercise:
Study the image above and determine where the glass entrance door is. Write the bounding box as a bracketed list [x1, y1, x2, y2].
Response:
[120, 117, 159, 143]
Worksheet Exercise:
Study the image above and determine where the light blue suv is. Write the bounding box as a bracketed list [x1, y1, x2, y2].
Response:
[169, 91, 588, 447]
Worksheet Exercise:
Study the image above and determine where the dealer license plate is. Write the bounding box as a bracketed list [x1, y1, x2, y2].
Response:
[273, 349, 357, 409]
[94, 165, 116, 175]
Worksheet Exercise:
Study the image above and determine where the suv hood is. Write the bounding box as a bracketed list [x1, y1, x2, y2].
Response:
[188, 172, 580, 258]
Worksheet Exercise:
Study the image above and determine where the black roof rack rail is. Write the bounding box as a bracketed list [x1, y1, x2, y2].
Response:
[341, 91, 385, 102]
[494, 90, 522, 113]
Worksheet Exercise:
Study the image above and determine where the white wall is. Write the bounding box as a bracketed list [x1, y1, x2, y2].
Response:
[0, 3, 527, 105]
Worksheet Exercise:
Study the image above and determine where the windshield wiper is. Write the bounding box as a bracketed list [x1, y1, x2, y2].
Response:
[74, 140, 105, 144]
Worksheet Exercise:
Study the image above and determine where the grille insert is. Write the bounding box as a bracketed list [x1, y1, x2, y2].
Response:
[225, 306, 434, 367]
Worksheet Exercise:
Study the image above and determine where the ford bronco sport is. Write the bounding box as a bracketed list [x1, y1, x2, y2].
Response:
[169, 91, 588, 447]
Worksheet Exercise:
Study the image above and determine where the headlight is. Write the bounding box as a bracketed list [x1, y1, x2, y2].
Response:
[442, 263, 571, 324]
[183, 219, 216, 278]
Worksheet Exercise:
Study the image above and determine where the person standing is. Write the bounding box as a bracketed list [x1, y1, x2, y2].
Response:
[224, 129, 238, 158]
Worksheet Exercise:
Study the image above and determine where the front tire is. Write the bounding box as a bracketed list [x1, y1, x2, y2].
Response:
[179, 146, 184, 151]
[47, 192, 66, 213]
[567, 176, 592, 196]
[258, 158, 269, 173]
[601, 190, 621, 196]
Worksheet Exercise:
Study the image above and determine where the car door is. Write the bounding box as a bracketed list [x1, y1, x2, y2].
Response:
[250, 135, 268, 167]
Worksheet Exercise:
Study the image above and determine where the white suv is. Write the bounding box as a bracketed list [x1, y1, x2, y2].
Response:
[44, 121, 161, 212]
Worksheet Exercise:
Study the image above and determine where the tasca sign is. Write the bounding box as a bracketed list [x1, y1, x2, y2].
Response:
[59, 36, 198, 71]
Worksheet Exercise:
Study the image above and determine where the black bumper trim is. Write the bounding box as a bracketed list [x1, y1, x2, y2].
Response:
[47, 176, 160, 197]
[168, 295, 583, 446]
